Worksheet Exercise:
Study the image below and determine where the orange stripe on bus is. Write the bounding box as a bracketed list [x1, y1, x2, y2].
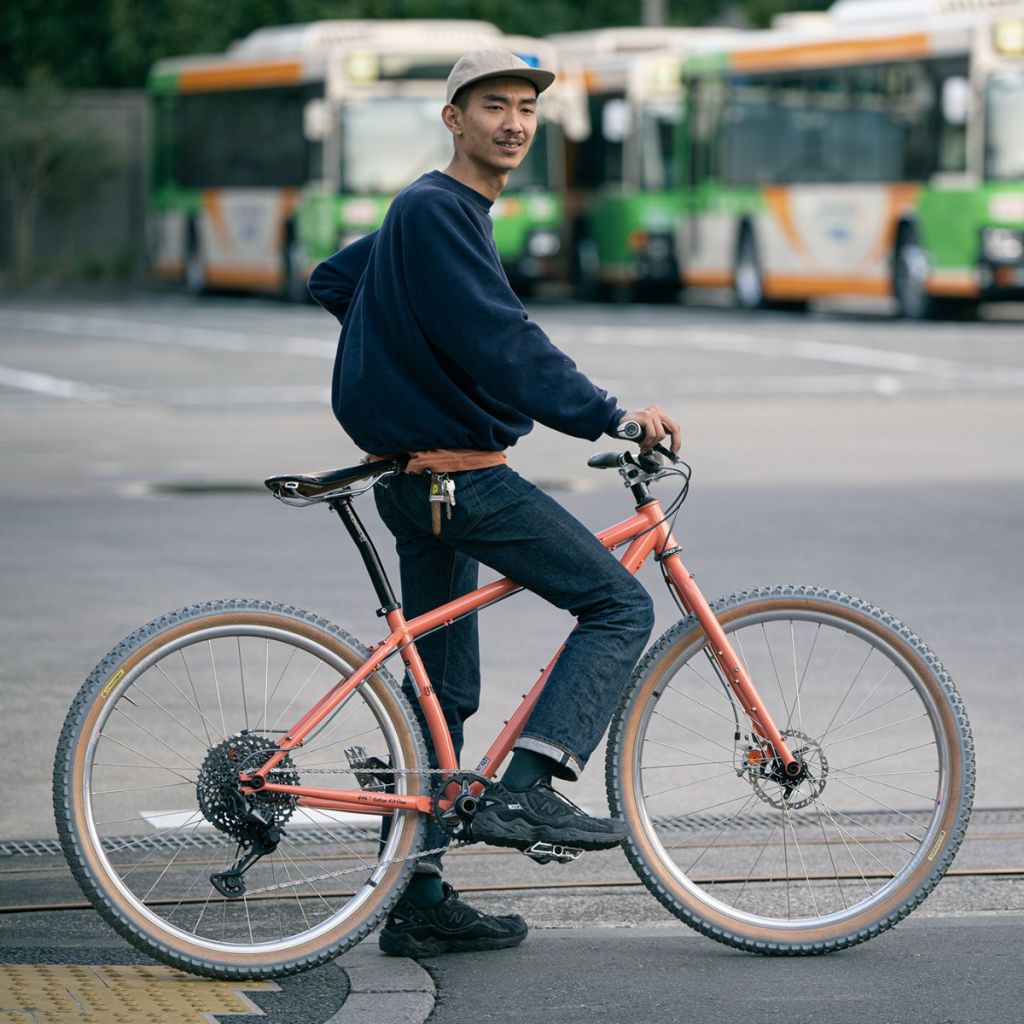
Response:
[762, 187, 810, 259]
[731, 32, 931, 73]
[153, 261, 184, 279]
[205, 266, 284, 289]
[927, 275, 979, 298]
[869, 183, 922, 263]
[178, 61, 304, 93]
[683, 269, 733, 288]
[202, 191, 231, 252]
[763, 273, 891, 298]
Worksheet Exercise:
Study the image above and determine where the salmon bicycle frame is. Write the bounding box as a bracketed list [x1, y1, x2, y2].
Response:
[251, 449, 802, 816]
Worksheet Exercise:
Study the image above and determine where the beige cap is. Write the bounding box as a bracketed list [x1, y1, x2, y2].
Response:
[445, 48, 555, 104]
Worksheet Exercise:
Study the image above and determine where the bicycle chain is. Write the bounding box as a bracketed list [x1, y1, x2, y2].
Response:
[240, 764, 478, 898]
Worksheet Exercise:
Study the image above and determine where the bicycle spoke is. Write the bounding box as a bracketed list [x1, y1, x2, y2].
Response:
[615, 588, 970, 950]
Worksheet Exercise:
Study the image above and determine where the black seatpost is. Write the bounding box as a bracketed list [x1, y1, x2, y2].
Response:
[329, 498, 400, 616]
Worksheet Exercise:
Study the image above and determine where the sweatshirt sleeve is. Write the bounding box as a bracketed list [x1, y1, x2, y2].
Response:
[308, 231, 378, 324]
[399, 195, 620, 441]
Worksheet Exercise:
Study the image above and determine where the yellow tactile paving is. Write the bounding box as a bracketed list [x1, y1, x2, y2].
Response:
[0, 964, 276, 1023]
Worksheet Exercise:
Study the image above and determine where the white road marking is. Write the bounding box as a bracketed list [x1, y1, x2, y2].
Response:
[0, 364, 115, 403]
[0, 309, 335, 358]
[579, 325, 1024, 385]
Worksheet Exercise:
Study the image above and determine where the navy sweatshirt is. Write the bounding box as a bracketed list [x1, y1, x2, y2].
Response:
[308, 170, 622, 455]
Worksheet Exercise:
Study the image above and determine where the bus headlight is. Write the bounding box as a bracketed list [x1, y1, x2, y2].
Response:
[526, 230, 561, 258]
[981, 226, 1024, 264]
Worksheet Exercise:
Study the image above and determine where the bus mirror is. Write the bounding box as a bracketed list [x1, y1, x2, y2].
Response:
[602, 98, 632, 142]
[304, 99, 330, 141]
[941, 77, 970, 126]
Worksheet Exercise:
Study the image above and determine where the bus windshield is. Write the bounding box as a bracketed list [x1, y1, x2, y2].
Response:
[505, 122, 550, 192]
[638, 97, 681, 190]
[341, 95, 452, 194]
[340, 95, 552, 193]
[985, 71, 1024, 181]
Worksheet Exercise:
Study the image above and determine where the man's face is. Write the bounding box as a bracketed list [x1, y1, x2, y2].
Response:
[449, 76, 538, 175]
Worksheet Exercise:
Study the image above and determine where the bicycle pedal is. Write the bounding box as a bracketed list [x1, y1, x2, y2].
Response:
[523, 841, 583, 865]
[344, 745, 391, 791]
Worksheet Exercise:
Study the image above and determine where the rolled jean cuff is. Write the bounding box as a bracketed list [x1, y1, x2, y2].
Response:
[515, 735, 583, 781]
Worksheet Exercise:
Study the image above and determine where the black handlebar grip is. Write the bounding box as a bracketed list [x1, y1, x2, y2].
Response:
[616, 419, 643, 441]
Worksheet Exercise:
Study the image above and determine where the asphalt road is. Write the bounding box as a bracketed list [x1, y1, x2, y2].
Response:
[1, 289, 1023, 1023]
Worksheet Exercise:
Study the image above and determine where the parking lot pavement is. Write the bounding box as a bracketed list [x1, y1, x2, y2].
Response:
[2, 838, 1023, 1024]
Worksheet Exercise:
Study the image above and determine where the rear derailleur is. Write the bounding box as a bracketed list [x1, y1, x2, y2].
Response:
[209, 795, 284, 899]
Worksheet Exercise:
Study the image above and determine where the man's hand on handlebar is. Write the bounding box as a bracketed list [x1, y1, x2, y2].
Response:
[617, 406, 682, 454]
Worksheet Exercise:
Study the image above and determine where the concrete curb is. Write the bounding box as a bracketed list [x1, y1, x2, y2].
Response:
[328, 944, 435, 1024]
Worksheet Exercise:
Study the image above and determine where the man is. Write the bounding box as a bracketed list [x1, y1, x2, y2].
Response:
[309, 49, 680, 958]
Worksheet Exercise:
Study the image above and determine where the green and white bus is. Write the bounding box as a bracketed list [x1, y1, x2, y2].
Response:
[677, 0, 1024, 317]
[551, 28, 735, 301]
[148, 20, 565, 300]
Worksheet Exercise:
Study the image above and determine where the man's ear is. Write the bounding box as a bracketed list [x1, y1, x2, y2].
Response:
[441, 102, 463, 136]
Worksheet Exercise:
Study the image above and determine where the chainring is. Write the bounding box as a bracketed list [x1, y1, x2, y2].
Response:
[430, 771, 492, 842]
[196, 731, 300, 840]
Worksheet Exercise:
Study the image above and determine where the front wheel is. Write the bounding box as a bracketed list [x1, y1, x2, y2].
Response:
[607, 585, 974, 955]
[54, 600, 428, 978]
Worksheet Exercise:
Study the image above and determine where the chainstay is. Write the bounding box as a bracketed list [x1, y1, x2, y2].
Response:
[240, 765, 479, 897]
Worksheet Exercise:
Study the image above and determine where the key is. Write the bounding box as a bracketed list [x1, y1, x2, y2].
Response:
[443, 476, 456, 519]
[428, 473, 449, 535]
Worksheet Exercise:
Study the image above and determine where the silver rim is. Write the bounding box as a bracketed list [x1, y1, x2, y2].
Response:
[628, 605, 952, 932]
[79, 623, 416, 956]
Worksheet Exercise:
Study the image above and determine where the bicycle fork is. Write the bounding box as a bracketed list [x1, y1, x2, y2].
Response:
[660, 550, 803, 780]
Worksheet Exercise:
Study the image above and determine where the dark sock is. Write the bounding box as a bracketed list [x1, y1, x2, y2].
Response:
[404, 873, 445, 908]
[501, 749, 555, 792]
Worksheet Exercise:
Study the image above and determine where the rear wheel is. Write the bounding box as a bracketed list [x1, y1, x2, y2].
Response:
[54, 600, 427, 978]
[607, 585, 974, 954]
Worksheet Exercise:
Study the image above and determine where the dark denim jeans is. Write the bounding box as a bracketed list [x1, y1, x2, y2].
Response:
[374, 464, 654, 871]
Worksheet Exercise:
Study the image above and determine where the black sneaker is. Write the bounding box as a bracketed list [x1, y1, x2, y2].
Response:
[470, 781, 627, 851]
[379, 883, 528, 957]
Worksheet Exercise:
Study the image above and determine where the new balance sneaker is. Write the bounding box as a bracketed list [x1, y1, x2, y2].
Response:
[470, 780, 627, 851]
[379, 883, 528, 957]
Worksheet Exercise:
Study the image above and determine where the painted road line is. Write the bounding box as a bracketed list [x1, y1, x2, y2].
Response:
[0, 309, 334, 359]
[0, 365, 116, 404]
[575, 324, 1024, 384]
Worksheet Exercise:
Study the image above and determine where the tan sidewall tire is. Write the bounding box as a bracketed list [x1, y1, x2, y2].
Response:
[56, 602, 427, 978]
[608, 587, 974, 954]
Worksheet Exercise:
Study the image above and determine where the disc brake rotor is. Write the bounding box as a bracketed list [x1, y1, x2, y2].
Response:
[748, 730, 828, 811]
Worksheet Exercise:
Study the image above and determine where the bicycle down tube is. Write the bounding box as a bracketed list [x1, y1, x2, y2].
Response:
[246, 495, 800, 815]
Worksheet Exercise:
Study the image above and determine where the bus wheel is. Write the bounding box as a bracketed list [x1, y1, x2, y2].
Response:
[281, 232, 310, 303]
[573, 237, 602, 302]
[734, 228, 765, 310]
[893, 226, 935, 319]
[184, 222, 205, 296]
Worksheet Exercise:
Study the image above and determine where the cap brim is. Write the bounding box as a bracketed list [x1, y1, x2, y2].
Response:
[451, 67, 555, 102]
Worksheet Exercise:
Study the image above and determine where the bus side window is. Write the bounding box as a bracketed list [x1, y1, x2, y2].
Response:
[934, 57, 970, 174]
[690, 77, 724, 186]
[575, 93, 628, 189]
